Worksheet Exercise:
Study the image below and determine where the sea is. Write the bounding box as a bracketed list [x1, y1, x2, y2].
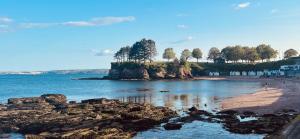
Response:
[0, 71, 265, 139]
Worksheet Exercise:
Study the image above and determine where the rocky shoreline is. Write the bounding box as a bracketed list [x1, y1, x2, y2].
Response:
[0, 94, 299, 139]
[168, 107, 298, 136]
[0, 94, 177, 138]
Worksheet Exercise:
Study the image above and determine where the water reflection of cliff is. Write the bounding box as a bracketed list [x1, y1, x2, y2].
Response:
[118, 93, 219, 111]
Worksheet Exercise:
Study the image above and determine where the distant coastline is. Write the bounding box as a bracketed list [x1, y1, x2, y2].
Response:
[0, 69, 109, 75]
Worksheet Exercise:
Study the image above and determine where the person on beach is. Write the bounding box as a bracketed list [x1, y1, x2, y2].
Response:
[264, 82, 268, 91]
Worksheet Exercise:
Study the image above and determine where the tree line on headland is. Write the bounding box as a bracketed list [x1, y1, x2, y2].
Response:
[114, 38, 299, 64]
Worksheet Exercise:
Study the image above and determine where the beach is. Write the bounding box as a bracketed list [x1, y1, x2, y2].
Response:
[217, 77, 300, 114]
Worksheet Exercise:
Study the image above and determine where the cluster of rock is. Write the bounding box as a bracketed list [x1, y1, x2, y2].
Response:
[164, 106, 298, 136]
[107, 66, 193, 80]
[0, 94, 177, 139]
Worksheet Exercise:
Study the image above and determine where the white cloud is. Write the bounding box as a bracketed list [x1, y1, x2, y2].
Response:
[235, 2, 251, 10]
[177, 24, 188, 29]
[19, 23, 58, 29]
[62, 21, 94, 27]
[93, 49, 114, 56]
[19, 16, 136, 29]
[63, 16, 135, 27]
[171, 36, 193, 44]
[0, 17, 13, 24]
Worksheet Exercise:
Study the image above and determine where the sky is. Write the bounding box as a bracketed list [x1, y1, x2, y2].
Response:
[0, 0, 300, 71]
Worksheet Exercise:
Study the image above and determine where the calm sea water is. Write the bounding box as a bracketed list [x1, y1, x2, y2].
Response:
[0, 73, 265, 139]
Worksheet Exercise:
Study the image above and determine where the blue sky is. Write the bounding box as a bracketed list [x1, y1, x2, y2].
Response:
[0, 0, 300, 71]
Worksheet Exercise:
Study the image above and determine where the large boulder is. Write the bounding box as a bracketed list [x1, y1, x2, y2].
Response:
[41, 94, 67, 106]
[163, 123, 182, 130]
[8, 97, 45, 105]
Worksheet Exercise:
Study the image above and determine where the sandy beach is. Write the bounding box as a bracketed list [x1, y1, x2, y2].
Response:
[211, 77, 300, 114]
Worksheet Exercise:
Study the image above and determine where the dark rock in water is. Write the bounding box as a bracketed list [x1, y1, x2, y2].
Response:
[136, 88, 152, 92]
[0, 134, 10, 138]
[188, 106, 198, 112]
[81, 98, 116, 104]
[189, 110, 213, 117]
[217, 110, 239, 115]
[240, 111, 257, 119]
[0, 94, 177, 138]
[163, 123, 182, 130]
[180, 107, 297, 136]
[160, 90, 170, 93]
[69, 101, 76, 104]
[242, 111, 256, 117]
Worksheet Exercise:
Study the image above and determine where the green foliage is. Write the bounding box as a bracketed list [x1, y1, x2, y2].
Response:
[284, 49, 298, 59]
[116, 38, 157, 63]
[163, 48, 176, 61]
[244, 47, 260, 62]
[208, 47, 221, 62]
[221, 46, 260, 63]
[256, 44, 278, 61]
[114, 46, 131, 62]
[181, 49, 192, 61]
[192, 48, 203, 62]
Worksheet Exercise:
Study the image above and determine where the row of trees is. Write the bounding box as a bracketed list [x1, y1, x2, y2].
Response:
[163, 45, 298, 63]
[115, 39, 299, 63]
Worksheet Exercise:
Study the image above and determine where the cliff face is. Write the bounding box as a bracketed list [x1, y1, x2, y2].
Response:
[107, 62, 193, 80]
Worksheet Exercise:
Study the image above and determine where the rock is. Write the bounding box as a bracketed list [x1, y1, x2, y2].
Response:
[0, 104, 6, 111]
[69, 101, 76, 104]
[8, 97, 45, 105]
[188, 106, 198, 112]
[163, 123, 182, 130]
[0, 94, 177, 138]
[242, 111, 256, 117]
[81, 98, 112, 104]
[159, 90, 170, 93]
[0, 134, 10, 138]
[41, 94, 67, 106]
[136, 88, 152, 92]
[217, 110, 239, 115]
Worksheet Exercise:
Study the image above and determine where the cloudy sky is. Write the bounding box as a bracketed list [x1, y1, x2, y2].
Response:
[0, 0, 300, 71]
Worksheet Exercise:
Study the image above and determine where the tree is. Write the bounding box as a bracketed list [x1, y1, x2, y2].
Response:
[122, 46, 131, 61]
[180, 49, 192, 61]
[128, 38, 157, 63]
[114, 50, 122, 63]
[241, 46, 249, 62]
[192, 48, 203, 62]
[163, 48, 176, 61]
[244, 47, 260, 63]
[284, 49, 298, 59]
[129, 41, 142, 63]
[143, 39, 157, 63]
[208, 47, 221, 62]
[231, 45, 244, 63]
[221, 46, 232, 63]
[256, 44, 278, 62]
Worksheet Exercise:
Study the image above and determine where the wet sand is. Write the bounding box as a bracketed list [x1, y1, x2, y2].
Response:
[200, 76, 300, 114]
